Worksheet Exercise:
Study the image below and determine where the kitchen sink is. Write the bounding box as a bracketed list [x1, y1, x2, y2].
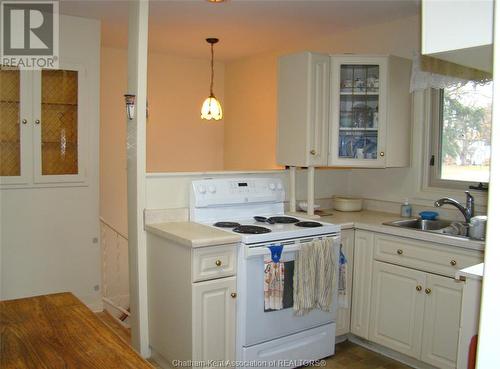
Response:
[383, 218, 469, 237]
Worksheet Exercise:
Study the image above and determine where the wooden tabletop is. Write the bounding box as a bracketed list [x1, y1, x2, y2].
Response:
[0, 292, 154, 369]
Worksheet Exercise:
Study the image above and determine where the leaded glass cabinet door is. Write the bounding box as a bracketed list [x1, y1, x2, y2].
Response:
[329, 56, 387, 167]
[33, 64, 86, 183]
[0, 66, 32, 184]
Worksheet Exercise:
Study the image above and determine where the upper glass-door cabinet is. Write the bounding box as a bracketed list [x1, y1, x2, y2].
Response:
[329, 56, 388, 167]
[0, 63, 87, 186]
[0, 66, 31, 184]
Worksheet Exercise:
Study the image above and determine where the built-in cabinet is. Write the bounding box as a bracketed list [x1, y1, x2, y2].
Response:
[351, 231, 483, 369]
[370, 261, 426, 358]
[277, 52, 330, 167]
[370, 261, 464, 369]
[192, 277, 236, 365]
[277, 52, 412, 168]
[0, 64, 87, 186]
[148, 233, 237, 368]
[350, 230, 374, 338]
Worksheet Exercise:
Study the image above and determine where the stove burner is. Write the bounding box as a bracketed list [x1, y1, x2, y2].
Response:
[295, 221, 323, 228]
[233, 225, 272, 234]
[267, 216, 300, 224]
[213, 222, 241, 228]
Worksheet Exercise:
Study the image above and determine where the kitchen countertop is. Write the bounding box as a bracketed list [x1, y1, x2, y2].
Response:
[456, 263, 484, 281]
[145, 210, 485, 251]
[146, 221, 241, 248]
[300, 209, 485, 251]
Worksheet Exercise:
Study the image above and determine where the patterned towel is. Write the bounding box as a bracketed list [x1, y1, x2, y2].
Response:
[264, 258, 285, 310]
[338, 247, 348, 309]
[293, 237, 337, 316]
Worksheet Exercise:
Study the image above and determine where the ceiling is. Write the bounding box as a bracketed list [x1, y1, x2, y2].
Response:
[60, 0, 420, 61]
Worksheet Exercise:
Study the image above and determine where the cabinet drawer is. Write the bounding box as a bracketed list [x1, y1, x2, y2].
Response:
[373, 234, 482, 278]
[192, 244, 236, 282]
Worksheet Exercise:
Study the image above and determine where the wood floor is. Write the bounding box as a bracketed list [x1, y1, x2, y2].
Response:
[96, 311, 411, 369]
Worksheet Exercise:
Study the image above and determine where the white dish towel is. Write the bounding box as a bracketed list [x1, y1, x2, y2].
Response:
[293, 237, 337, 316]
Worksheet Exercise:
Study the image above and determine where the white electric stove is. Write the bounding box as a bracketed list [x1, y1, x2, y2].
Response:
[190, 177, 341, 369]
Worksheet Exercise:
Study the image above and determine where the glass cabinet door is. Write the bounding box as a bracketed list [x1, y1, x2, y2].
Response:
[338, 64, 380, 161]
[1, 65, 86, 186]
[33, 66, 85, 183]
[0, 66, 30, 184]
[40, 69, 78, 175]
[329, 57, 388, 168]
[0, 67, 21, 176]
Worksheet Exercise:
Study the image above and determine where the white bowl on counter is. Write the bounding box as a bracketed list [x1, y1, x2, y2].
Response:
[333, 196, 363, 212]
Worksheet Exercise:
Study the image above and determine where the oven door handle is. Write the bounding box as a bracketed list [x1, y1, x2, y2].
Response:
[245, 243, 300, 258]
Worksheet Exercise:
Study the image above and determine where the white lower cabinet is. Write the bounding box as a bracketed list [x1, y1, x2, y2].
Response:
[148, 233, 238, 368]
[369, 261, 426, 358]
[193, 277, 237, 366]
[368, 261, 464, 368]
[421, 274, 463, 369]
[350, 230, 374, 339]
[348, 230, 481, 369]
[336, 229, 354, 336]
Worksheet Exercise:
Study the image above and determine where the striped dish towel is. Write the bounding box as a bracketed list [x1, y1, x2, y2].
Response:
[293, 237, 337, 316]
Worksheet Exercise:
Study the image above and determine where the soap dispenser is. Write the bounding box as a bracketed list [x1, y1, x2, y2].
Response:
[401, 198, 412, 217]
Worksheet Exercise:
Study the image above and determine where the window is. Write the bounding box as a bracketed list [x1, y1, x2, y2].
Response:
[430, 82, 493, 189]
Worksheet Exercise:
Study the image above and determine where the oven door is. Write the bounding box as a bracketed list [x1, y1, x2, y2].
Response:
[238, 235, 340, 347]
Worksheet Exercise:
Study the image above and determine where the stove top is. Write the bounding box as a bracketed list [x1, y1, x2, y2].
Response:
[267, 216, 300, 224]
[295, 221, 323, 228]
[203, 215, 340, 244]
[233, 225, 272, 234]
[213, 221, 241, 228]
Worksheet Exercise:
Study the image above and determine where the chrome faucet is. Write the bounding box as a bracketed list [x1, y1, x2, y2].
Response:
[434, 191, 475, 223]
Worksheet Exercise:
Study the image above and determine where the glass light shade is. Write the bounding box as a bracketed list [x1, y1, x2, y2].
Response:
[200, 95, 223, 121]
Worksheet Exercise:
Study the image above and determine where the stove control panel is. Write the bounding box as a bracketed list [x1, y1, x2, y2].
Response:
[190, 178, 285, 208]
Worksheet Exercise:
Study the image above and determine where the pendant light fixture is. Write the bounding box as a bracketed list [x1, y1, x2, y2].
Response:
[201, 38, 223, 121]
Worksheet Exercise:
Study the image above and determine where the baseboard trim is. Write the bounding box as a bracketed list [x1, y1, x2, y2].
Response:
[347, 334, 438, 369]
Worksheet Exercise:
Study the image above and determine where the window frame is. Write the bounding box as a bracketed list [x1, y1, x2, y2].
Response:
[428, 88, 490, 190]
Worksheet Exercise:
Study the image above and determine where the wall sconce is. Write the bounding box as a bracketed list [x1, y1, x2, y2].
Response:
[124, 94, 136, 120]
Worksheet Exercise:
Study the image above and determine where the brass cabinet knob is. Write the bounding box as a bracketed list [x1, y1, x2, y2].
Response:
[21, 119, 27, 124]
[397, 249, 403, 255]
[310, 149, 317, 155]
[425, 288, 432, 295]
[416, 285, 422, 292]
[35, 119, 40, 125]
[215, 260, 222, 267]
[450, 260, 457, 266]
[230, 292, 237, 298]
[380, 151, 385, 157]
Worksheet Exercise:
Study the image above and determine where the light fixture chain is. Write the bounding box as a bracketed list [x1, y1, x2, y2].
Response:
[210, 42, 214, 96]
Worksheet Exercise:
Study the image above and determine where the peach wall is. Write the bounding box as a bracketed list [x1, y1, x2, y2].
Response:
[100, 47, 128, 236]
[224, 54, 281, 170]
[146, 54, 225, 172]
